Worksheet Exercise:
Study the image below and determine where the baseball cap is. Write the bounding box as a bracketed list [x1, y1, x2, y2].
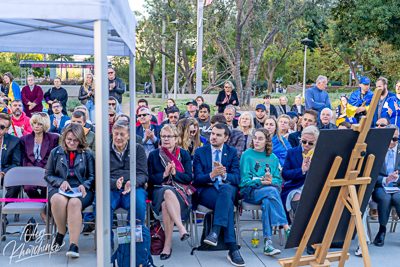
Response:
[255, 104, 266, 111]
[286, 111, 299, 118]
[345, 117, 357, 124]
[360, 77, 371, 85]
[166, 106, 180, 114]
[185, 100, 198, 106]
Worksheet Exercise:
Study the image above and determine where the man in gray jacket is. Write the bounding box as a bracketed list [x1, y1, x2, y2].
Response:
[108, 67, 125, 103]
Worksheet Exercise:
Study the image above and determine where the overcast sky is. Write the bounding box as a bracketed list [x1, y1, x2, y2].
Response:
[129, 0, 146, 16]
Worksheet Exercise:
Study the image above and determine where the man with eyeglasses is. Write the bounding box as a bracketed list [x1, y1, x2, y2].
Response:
[0, 112, 22, 203]
[193, 123, 244, 267]
[108, 67, 125, 104]
[136, 107, 160, 157]
[372, 124, 400, 248]
[49, 100, 70, 134]
[160, 106, 180, 127]
[10, 100, 32, 137]
[197, 103, 212, 141]
[288, 110, 318, 148]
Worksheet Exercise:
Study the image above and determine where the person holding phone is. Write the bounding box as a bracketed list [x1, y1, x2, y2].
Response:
[44, 123, 95, 258]
[239, 128, 290, 256]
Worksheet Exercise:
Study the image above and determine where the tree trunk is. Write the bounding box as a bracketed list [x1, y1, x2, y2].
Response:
[149, 59, 157, 98]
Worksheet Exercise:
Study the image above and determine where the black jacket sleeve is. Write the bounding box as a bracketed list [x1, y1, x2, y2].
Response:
[44, 150, 65, 188]
[216, 91, 225, 106]
[82, 151, 95, 190]
[78, 86, 88, 101]
[3, 140, 22, 173]
[136, 144, 149, 188]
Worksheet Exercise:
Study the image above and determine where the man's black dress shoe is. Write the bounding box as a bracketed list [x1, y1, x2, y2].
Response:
[204, 231, 218, 246]
[306, 245, 315, 255]
[227, 250, 245, 267]
[373, 231, 386, 247]
[160, 249, 172, 260]
[181, 232, 190, 241]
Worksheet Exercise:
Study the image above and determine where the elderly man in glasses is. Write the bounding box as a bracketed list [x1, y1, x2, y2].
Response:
[136, 107, 161, 157]
[108, 67, 125, 104]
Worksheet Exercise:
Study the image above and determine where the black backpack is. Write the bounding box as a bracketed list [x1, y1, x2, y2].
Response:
[191, 211, 233, 254]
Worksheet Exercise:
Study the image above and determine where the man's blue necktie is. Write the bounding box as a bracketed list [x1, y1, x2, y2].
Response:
[214, 150, 220, 190]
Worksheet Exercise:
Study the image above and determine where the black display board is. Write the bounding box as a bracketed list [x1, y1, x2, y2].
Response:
[285, 128, 394, 248]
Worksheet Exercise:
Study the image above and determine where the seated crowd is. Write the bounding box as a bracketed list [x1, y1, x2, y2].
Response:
[1, 73, 399, 266]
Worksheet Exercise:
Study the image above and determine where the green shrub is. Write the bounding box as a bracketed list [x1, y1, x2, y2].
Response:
[66, 99, 82, 112]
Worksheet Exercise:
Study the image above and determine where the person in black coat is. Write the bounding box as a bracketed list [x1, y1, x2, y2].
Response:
[263, 94, 278, 118]
[148, 124, 192, 260]
[288, 110, 318, 148]
[0, 112, 22, 199]
[44, 123, 95, 257]
[216, 81, 239, 113]
[44, 77, 68, 116]
[291, 95, 306, 116]
[108, 67, 125, 103]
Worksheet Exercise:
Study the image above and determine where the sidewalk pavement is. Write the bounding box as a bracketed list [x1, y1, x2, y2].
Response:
[0, 212, 398, 266]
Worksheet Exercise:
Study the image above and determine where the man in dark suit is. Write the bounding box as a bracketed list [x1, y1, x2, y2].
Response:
[136, 107, 160, 157]
[316, 108, 338, 130]
[210, 114, 245, 159]
[372, 124, 400, 247]
[0, 112, 22, 199]
[193, 123, 244, 267]
[288, 110, 318, 148]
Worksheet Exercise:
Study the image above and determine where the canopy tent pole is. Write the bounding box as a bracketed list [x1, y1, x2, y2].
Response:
[94, 19, 111, 267]
[129, 49, 137, 267]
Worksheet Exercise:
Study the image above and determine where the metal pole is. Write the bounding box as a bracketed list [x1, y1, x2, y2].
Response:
[173, 30, 179, 100]
[162, 20, 166, 103]
[94, 20, 110, 267]
[349, 68, 352, 86]
[129, 50, 137, 267]
[195, 0, 204, 96]
[302, 44, 308, 97]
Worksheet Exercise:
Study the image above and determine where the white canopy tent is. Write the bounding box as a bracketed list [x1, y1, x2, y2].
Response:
[0, 1, 138, 266]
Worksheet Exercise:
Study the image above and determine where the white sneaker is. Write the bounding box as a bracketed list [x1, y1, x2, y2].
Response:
[354, 246, 362, 257]
[263, 240, 281, 256]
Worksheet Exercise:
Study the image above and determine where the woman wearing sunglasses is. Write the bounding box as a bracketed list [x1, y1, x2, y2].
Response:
[239, 128, 290, 256]
[281, 126, 319, 216]
[20, 113, 59, 201]
[109, 106, 117, 134]
[148, 125, 193, 260]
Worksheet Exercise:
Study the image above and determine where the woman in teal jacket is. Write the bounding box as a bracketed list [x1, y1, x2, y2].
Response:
[239, 128, 290, 257]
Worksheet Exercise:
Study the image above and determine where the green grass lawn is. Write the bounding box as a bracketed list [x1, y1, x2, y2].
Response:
[121, 95, 163, 106]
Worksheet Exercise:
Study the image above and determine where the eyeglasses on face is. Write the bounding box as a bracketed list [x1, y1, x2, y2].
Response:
[168, 115, 178, 119]
[53, 105, 61, 109]
[138, 114, 148, 118]
[392, 137, 399, 142]
[66, 138, 79, 144]
[33, 112, 47, 117]
[161, 135, 176, 139]
[189, 130, 196, 135]
[0, 124, 8, 130]
[375, 123, 386, 127]
[109, 113, 115, 117]
[301, 140, 315, 146]
[108, 72, 114, 74]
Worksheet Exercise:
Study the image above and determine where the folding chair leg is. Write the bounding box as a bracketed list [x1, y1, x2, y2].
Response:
[256, 210, 259, 220]
[252, 210, 255, 219]
[194, 210, 199, 247]
[189, 211, 194, 247]
[279, 228, 283, 246]
[235, 209, 241, 247]
[0, 212, 5, 253]
[366, 216, 372, 242]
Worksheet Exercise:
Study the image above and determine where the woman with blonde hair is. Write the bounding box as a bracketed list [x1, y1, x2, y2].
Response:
[45, 123, 95, 258]
[177, 118, 206, 160]
[78, 73, 95, 122]
[238, 112, 255, 150]
[216, 80, 239, 113]
[264, 117, 291, 167]
[278, 114, 293, 139]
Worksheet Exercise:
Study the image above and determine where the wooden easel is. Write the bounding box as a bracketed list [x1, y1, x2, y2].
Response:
[279, 88, 383, 267]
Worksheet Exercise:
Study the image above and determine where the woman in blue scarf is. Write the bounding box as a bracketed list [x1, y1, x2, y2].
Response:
[264, 117, 291, 167]
[381, 79, 400, 127]
[1, 72, 21, 106]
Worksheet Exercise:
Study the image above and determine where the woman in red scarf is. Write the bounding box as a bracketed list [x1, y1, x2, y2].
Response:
[148, 124, 194, 260]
